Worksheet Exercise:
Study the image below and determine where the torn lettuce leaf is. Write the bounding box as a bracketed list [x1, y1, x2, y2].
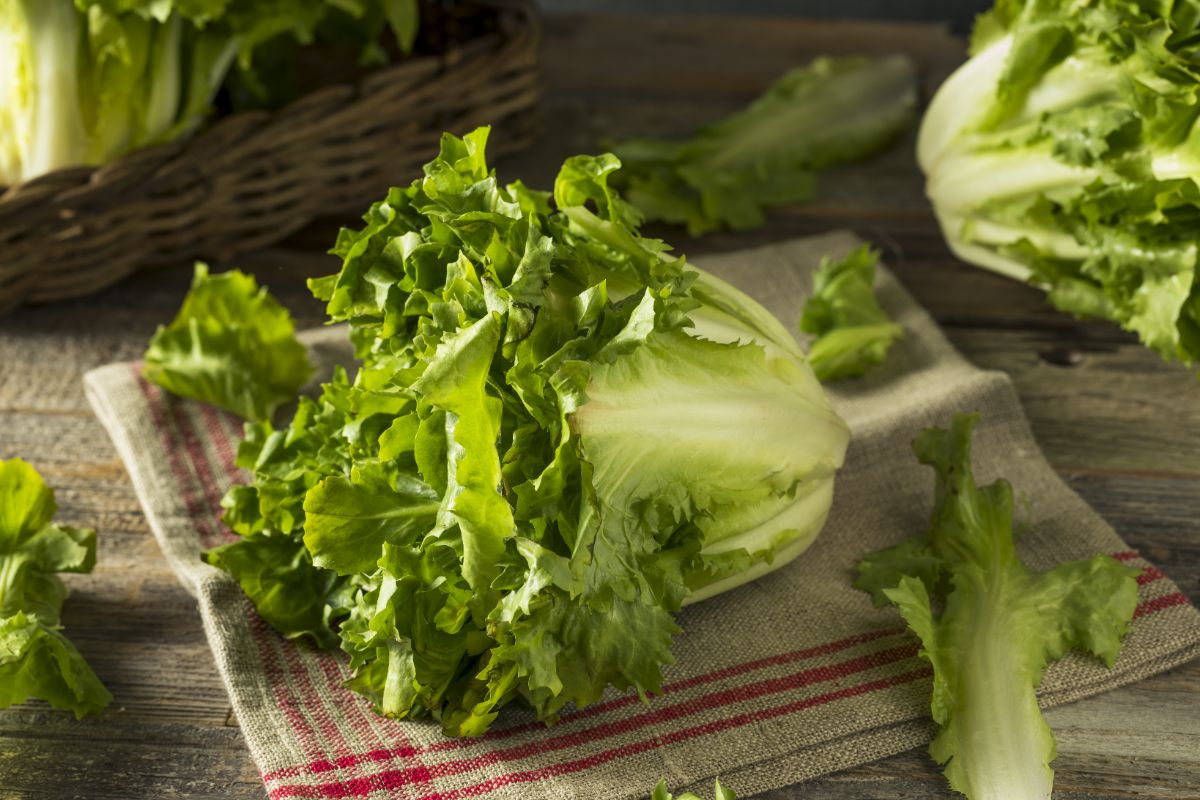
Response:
[799, 244, 903, 381]
[0, 612, 111, 719]
[651, 778, 737, 800]
[0, 458, 110, 718]
[609, 55, 918, 235]
[855, 414, 1139, 800]
[143, 263, 312, 421]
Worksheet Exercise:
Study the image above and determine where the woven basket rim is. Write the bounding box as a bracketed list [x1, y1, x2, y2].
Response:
[0, 0, 538, 202]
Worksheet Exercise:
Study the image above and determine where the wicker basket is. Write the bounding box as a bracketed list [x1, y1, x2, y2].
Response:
[0, 0, 540, 315]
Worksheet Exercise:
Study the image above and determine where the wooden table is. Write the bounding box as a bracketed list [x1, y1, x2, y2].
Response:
[1, 14, 1198, 800]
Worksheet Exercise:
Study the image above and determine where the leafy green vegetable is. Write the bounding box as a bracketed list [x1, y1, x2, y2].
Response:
[651, 778, 736, 800]
[608, 55, 917, 235]
[224, 0, 420, 109]
[0, 0, 418, 185]
[205, 127, 850, 736]
[799, 244, 903, 381]
[144, 262, 312, 421]
[0, 458, 110, 718]
[919, 0, 1200, 368]
[856, 413, 1139, 799]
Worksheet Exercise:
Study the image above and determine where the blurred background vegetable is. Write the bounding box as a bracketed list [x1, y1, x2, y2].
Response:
[609, 55, 918, 234]
[920, 0, 1200, 369]
[0, 0, 418, 186]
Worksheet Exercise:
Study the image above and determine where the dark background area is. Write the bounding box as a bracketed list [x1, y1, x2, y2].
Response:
[538, 0, 992, 33]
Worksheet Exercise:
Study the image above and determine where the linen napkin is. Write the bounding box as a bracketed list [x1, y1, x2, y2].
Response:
[85, 232, 1200, 800]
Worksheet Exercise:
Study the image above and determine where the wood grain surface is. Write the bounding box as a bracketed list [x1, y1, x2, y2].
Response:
[1, 13, 1198, 800]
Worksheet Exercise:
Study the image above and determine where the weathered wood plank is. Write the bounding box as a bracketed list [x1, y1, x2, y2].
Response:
[535, 14, 966, 96]
[0, 710, 262, 800]
[950, 328, 1200, 476]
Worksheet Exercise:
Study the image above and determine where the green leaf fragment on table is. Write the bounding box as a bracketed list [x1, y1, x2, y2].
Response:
[651, 778, 737, 800]
[0, 458, 110, 718]
[799, 244, 903, 381]
[609, 55, 918, 235]
[855, 414, 1140, 800]
[0, 612, 111, 719]
[143, 262, 312, 421]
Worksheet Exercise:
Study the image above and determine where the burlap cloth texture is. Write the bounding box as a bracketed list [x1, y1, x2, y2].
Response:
[85, 232, 1200, 799]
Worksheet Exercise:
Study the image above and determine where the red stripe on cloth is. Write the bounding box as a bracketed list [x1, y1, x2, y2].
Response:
[197, 405, 358, 767]
[313, 652, 429, 800]
[185, 402, 366, 764]
[264, 580, 1194, 800]
[262, 550, 1178, 784]
[137, 373, 326, 762]
[1112, 551, 1139, 561]
[203, 407, 432, 800]
[247, 608, 333, 763]
[1137, 566, 1166, 585]
[277, 622, 356, 763]
[408, 591, 1196, 800]
[266, 643, 921, 797]
[267, 667, 933, 800]
[568, 626, 907, 722]
[200, 405, 428, 790]
[270, 766, 436, 800]
[197, 403, 240, 472]
[263, 567, 1187, 791]
[1134, 592, 1190, 618]
[163, 392, 331, 764]
[133, 369, 220, 551]
[194, 403, 244, 546]
[261, 627, 908, 782]
[166, 400, 233, 539]
[439, 643, 919, 767]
